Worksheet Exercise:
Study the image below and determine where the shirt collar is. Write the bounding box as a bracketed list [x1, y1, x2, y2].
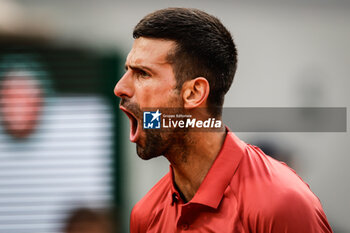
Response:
[169, 128, 246, 209]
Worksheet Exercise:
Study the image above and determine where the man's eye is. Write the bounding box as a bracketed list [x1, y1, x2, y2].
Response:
[136, 70, 150, 78]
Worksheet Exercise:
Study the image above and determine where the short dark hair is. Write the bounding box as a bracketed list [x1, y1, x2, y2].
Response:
[133, 7, 237, 116]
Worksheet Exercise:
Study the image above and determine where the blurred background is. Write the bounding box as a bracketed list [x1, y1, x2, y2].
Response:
[0, 0, 348, 232]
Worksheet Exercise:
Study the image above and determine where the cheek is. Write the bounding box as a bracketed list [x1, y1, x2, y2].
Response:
[135, 81, 178, 108]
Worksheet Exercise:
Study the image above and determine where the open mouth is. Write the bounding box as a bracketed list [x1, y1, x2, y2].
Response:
[120, 106, 140, 142]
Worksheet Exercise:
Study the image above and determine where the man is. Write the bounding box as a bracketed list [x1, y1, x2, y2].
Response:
[114, 8, 333, 233]
[63, 208, 112, 233]
[0, 70, 43, 139]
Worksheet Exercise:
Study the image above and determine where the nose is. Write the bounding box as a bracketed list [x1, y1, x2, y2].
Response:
[114, 71, 134, 98]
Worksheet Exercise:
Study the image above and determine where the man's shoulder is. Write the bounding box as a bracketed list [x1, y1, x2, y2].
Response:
[237, 143, 317, 201]
[233, 143, 333, 232]
[130, 172, 172, 223]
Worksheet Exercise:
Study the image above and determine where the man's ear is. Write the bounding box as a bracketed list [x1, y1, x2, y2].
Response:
[182, 77, 210, 109]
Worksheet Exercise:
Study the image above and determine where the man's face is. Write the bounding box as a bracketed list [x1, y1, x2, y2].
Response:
[114, 37, 182, 160]
[0, 72, 43, 139]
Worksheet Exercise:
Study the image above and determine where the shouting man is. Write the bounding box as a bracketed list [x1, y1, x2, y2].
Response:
[114, 7, 333, 233]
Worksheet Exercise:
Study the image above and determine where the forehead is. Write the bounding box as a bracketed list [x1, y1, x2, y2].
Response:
[0, 73, 41, 98]
[126, 37, 176, 67]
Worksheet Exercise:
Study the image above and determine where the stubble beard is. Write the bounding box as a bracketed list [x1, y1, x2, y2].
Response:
[136, 111, 185, 160]
[136, 127, 189, 161]
[121, 93, 185, 161]
[136, 129, 164, 160]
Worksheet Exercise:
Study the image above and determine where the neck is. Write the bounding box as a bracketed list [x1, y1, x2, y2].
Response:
[165, 129, 226, 202]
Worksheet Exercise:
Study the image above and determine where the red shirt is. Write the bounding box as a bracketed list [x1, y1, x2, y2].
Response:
[130, 132, 333, 233]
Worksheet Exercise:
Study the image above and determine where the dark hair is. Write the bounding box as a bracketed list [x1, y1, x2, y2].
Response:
[133, 8, 237, 116]
[63, 208, 111, 233]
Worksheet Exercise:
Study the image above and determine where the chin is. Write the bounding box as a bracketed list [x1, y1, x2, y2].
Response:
[135, 128, 165, 160]
[136, 144, 162, 160]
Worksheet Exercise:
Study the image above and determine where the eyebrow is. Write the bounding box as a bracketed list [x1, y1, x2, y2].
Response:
[125, 64, 154, 74]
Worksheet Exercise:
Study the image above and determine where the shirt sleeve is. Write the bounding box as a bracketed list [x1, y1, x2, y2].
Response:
[130, 207, 138, 233]
[130, 203, 150, 233]
[260, 190, 333, 233]
[130, 206, 143, 233]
